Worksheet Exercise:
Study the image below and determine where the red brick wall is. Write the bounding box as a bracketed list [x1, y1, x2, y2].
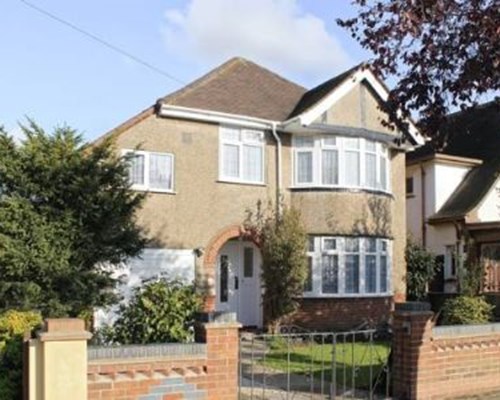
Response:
[393, 304, 500, 400]
[289, 296, 392, 331]
[88, 322, 240, 400]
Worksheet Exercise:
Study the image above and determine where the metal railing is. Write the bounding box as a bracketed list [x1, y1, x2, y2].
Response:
[239, 329, 391, 399]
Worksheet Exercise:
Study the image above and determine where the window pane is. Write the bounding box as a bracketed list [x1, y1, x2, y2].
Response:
[365, 238, 377, 253]
[365, 255, 377, 293]
[323, 137, 337, 146]
[322, 150, 339, 185]
[243, 145, 263, 182]
[221, 126, 240, 142]
[128, 154, 145, 185]
[380, 255, 388, 292]
[379, 156, 387, 190]
[365, 139, 376, 152]
[381, 241, 387, 252]
[345, 255, 360, 293]
[365, 153, 377, 188]
[322, 255, 339, 293]
[244, 247, 254, 278]
[242, 129, 264, 143]
[149, 154, 172, 190]
[295, 136, 314, 148]
[345, 238, 359, 252]
[344, 137, 360, 149]
[223, 144, 240, 178]
[297, 152, 313, 183]
[220, 255, 229, 302]
[345, 151, 360, 186]
[323, 238, 337, 251]
[308, 237, 315, 252]
[304, 257, 313, 292]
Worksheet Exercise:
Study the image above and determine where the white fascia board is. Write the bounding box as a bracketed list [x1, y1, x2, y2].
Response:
[285, 68, 425, 146]
[159, 104, 275, 130]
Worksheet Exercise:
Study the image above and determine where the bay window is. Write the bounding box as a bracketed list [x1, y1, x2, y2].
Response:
[124, 150, 174, 192]
[220, 126, 265, 184]
[293, 135, 390, 192]
[304, 236, 391, 297]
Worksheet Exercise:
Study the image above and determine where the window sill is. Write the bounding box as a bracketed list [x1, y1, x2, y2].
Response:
[217, 179, 266, 187]
[131, 186, 177, 195]
[301, 293, 393, 299]
[289, 186, 393, 197]
[406, 193, 416, 198]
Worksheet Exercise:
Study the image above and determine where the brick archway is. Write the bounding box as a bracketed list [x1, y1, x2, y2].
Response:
[202, 225, 257, 312]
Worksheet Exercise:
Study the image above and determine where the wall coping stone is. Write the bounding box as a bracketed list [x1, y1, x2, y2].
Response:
[433, 322, 500, 338]
[88, 342, 207, 361]
[196, 311, 237, 323]
[395, 302, 431, 312]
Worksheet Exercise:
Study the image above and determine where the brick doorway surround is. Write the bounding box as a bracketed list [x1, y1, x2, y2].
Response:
[202, 224, 258, 312]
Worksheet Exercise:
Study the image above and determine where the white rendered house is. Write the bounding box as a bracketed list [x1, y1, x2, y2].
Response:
[406, 101, 500, 293]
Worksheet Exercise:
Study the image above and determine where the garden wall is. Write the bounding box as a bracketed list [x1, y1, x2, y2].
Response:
[25, 316, 240, 400]
[393, 302, 500, 400]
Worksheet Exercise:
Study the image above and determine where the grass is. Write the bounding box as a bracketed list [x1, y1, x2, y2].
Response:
[261, 337, 391, 390]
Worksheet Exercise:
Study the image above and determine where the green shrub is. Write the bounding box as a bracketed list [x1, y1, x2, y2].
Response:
[405, 240, 437, 301]
[441, 295, 494, 325]
[102, 278, 202, 345]
[0, 310, 42, 400]
[245, 202, 308, 333]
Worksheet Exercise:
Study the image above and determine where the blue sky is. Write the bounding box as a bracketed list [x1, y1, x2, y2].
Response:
[1, 0, 370, 140]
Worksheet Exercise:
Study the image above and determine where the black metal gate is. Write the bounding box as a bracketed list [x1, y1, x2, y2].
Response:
[239, 328, 391, 399]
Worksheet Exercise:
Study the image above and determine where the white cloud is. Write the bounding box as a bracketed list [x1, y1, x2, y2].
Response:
[161, 0, 353, 84]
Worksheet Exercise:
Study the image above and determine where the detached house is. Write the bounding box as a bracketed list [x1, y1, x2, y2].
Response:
[406, 101, 500, 294]
[98, 57, 423, 330]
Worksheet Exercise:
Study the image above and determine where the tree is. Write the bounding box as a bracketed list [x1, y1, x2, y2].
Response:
[338, 0, 499, 140]
[0, 121, 146, 317]
[405, 240, 437, 301]
[245, 202, 308, 332]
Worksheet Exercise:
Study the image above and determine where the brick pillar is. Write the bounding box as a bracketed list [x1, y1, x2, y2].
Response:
[36, 319, 92, 400]
[196, 312, 241, 400]
[392, 302, 434, 400]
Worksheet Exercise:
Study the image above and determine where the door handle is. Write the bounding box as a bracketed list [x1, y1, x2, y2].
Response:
[234, 276, 239, 290]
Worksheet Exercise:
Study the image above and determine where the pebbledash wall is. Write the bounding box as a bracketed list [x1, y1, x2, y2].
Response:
[393, 302, 500, 400]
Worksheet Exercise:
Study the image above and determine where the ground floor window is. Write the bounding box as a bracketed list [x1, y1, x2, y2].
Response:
[304, 236, 391, 297]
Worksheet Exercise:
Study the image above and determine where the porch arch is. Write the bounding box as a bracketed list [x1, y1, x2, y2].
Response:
[203, 224, 258, 312]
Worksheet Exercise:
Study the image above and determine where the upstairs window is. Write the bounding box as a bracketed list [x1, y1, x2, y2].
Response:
[124, 150, 174, 192]
[293, 135, 390, 192]
[220, 126, 265, 184]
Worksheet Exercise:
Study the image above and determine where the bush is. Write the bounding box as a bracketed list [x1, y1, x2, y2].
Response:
[441, 295, 494, 325]
[405, 240, 437, 301]
[245, 202, 308, 333]
[0, 310, 42, 400]
[102, 278, 202, 345]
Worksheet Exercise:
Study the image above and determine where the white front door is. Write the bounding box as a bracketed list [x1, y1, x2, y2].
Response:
[216, 241, 262, 327]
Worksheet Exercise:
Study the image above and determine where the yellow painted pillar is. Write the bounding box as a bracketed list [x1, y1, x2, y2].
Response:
[37, 319, 91, 400]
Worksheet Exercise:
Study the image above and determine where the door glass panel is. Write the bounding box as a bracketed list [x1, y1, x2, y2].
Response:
[243, 247, 254, 278]
[220, 255, 229, 303]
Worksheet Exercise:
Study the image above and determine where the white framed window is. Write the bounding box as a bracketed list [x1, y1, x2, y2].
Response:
[219, 126, 265, 184]
[304, 236, 391, 297]
[292, 136, 390, 192]
[123, 150, 174, 193]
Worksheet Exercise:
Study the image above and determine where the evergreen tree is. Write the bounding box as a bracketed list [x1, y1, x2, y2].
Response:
[0, 121, 146, 317]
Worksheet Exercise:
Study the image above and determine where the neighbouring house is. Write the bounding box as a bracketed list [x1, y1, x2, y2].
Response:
[95, 57, 423, 330]
[406, 101, 500, 294]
